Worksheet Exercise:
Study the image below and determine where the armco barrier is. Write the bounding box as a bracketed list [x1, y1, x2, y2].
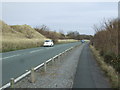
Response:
[0, 43, 81, 89]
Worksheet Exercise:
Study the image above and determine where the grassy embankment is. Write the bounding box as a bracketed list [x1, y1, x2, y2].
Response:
[1, 21, 47, 52]
[1, 21, 78, 52]
[90, 45, 119, 88]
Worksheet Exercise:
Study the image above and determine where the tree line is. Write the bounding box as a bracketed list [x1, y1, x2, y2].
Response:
[34, 25, 93, 43]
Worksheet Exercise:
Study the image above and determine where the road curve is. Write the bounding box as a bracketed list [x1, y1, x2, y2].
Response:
[2, 42, 81, 86]
[73, 43, 111, 88]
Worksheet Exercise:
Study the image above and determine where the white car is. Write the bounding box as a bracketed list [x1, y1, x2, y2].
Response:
[43, 40, 54, 47]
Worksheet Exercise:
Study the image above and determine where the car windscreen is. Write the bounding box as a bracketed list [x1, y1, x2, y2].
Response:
[45, 40, 51, 42]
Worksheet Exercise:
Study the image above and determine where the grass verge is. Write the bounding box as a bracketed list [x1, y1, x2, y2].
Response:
[57, 39, 79, 44]
[90, 45, 120, 88]
[2, 39, 45, 52]
[2, 39, 78, 53]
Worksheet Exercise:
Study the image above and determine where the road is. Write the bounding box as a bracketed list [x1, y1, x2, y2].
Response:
[2, 42, 81, 86]
[73, 43, 110, 88]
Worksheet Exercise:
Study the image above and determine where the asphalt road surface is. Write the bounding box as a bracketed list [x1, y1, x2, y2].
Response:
[73, 43, 111, 88]
[2, 42, 81, 86]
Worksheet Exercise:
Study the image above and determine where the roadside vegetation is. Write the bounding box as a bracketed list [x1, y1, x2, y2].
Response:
[35, 25, 92, 44]
[35, 25, 67, 44]
[1, 20, 92, 52]
[90, 45, 119, 88]
[1, 21, 47, 52]
[57, 39, 79, 44]
[91, 18, 120, 88]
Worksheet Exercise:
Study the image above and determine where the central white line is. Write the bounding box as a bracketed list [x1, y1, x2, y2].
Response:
[1, 54, 20, 60]
[1, 47, 55, 60]
[29, 49, 43, 53]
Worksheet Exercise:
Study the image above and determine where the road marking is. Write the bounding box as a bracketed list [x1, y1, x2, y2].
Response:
[1, 54, 20, 60]
[30, 47, 54, 53]
[1, 47, 55, 60]
[29, 49, 43, 53]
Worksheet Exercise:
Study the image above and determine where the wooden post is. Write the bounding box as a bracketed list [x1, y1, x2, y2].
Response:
[52, 58, 54, 65]
[65, 52, 66, 56]
[57, 56, 60, 62]
[44, 61, 47, 72]
[61, 53, 64, 59]
[30, 68, 36, 83]
[10, 78, 14, 88]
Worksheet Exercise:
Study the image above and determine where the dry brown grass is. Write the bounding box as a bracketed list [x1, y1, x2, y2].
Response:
[1, 21, 47, 52]
[2, 38, 46, 52]
[90, 45, 119, 88]
[58, 39, 78, 44]
[1, 21, 78, 52]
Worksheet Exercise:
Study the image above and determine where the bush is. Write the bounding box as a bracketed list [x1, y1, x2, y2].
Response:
[103, 52, 115, 64]
[113, 55, 120, 73]
[52, 39, 58, 44]
[100, 50, 104, 56]
[103, 52, 120, 73]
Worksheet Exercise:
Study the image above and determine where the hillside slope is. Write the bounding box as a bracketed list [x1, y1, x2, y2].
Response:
[1, 21, 46, 39]
[1, 21, 47, 52]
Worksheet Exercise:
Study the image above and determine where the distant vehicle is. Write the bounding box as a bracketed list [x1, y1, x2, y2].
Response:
[43, 40, 54, 47]
[81, 40, 85, 43]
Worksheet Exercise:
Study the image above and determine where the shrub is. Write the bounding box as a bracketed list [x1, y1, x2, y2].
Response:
[52, 39, 58, 44]
[103, 52, 115, 64]
[103, 52, 120, 73]
[100, 50, 104, 56]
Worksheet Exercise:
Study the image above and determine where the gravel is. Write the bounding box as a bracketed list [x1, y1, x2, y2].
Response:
[14, 44, 85, 88]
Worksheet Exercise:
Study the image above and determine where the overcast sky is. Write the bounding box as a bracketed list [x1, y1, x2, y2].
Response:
[2, 2, 118, 35]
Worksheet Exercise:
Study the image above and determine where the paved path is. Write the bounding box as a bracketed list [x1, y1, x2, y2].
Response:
[73, 43, 111, 88]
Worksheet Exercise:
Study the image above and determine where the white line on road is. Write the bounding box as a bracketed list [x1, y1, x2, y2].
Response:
[29, 49, 43, 53]
[29, 47, 54, 53]
[2, 47, 55, 60]
[1, 54, 20, 60]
